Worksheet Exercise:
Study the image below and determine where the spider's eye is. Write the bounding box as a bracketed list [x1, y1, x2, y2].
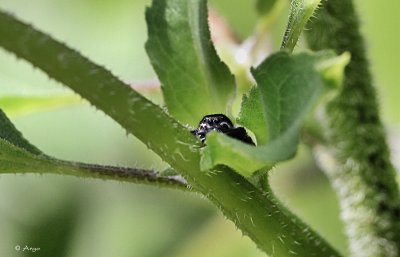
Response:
[218, 121, 231, 130]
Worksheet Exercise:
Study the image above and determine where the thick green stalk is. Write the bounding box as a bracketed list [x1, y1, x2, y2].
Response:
[305, 1, 400, 256]
[0, 10, 343, 256]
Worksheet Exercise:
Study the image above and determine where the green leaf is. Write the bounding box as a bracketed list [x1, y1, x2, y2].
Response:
[316, 52, 351, 89]
[254, 51, 339, 142]
[237, 87, 268, 145]
[281, 0, 321, 52]
[0, 109, 42, 155]
[0, 95, 80, 117]
[145, 0, 236, 126]
[201, 51, 347, 177]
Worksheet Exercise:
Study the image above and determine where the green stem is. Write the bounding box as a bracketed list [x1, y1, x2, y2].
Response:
[281, 0, 321, 52]
[305, 1, 400, 256]
[0, 10, 342, 256]
[0, 140, 189, 190]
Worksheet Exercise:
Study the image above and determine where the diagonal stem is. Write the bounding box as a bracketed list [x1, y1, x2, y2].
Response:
[0, 9, 343, 257]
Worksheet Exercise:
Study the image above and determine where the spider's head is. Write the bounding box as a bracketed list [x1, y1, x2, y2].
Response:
[197, 114, 233, 133]
[191, 114, 233, 144]
[191, 114, 255, 145]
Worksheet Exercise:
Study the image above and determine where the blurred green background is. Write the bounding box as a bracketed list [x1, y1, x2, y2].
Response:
[0, 0, 399, 256]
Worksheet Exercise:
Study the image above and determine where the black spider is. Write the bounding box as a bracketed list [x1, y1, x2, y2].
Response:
[191, 114, 255, 145]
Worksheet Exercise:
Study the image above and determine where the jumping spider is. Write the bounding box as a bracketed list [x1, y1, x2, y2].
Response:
[191, 114, 254, 145]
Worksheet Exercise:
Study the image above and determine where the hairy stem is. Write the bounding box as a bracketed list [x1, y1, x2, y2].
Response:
[55, 161, 189, 190]
[305, 1, 400, 256]
[0, 140, 189, 190]
[281, 0, 321, 52]
[0, 9, 342, 256]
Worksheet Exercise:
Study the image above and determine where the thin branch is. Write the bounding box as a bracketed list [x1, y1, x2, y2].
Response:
[61, 161, 190, 190]
[1, 152, 190, 191]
